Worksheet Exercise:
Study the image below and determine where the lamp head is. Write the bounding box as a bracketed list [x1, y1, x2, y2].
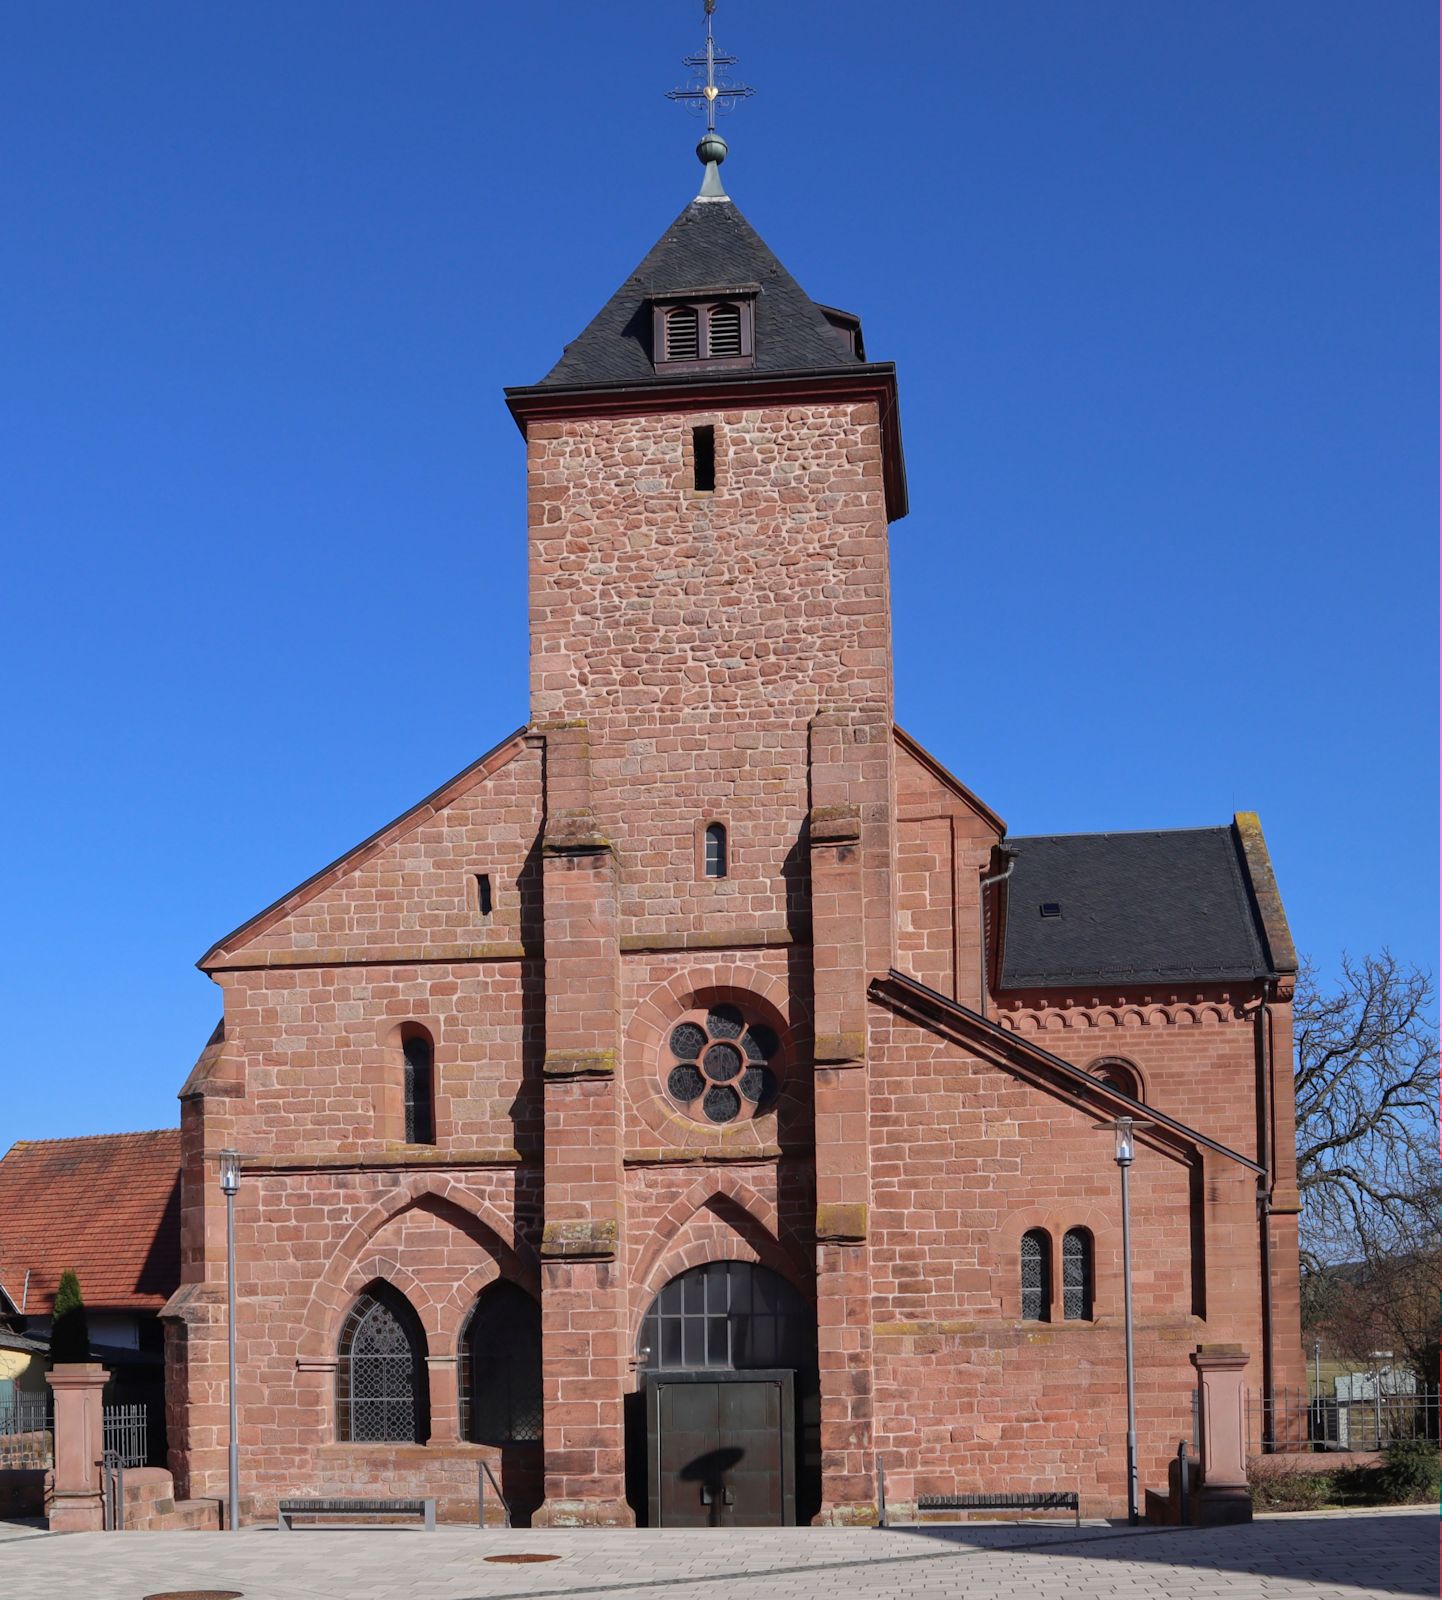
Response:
[1113, 1117, 1135, 1167]
[217, 1148, 242, 1196]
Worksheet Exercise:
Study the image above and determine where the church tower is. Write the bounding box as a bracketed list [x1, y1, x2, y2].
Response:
[504, 74, 908, 1520]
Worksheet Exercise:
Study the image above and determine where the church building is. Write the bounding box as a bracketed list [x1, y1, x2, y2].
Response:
[162, 45, 1304, 1526]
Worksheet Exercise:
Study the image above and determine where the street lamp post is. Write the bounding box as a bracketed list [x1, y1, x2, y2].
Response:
[1113, 1116, 1139, 1526]
[217, 1148, 241, 1533]
[1094, 1113, 1151, 1524]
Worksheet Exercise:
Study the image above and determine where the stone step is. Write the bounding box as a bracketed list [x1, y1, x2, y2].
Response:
[123, 1493, 222, 1532]
[162, 1497, 222, 1531]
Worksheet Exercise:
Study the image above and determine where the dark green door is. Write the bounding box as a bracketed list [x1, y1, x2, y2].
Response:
[651, 1373, 793, 1527]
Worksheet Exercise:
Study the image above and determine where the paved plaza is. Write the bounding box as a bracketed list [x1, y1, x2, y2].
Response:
[0, 1508, 1433, 1600]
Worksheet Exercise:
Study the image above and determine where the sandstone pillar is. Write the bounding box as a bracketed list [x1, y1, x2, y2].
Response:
[533, 721, 633, 1526]
[45, 1364, 108, 1532]
[808, 710, 893, 1523]
[1191, 1343, 1253, 1525]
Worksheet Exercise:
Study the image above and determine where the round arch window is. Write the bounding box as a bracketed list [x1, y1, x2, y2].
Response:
[1090, 1057, 1143, 1100]
[664, 1002, 782, 1126]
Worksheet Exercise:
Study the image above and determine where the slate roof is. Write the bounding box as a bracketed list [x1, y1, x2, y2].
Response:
[998, 826, 1276, 990]
[0, 1131, 181, 1313]
[534, 196, 865, 388]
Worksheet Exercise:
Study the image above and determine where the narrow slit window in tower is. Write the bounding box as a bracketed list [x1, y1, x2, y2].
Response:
[693, 425, 716, 493]
[704, 821, 727, 879]
[474, 872, 493, 920]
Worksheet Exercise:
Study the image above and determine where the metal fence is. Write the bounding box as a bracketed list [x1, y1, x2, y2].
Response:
[0, 1396, 52, 1468]
[1247, 1386, 1441, 1455]
[102, 1403, 149, 1469]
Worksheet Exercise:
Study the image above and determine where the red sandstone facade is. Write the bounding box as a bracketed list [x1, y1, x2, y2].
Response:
[162, 174, 1303, 1526]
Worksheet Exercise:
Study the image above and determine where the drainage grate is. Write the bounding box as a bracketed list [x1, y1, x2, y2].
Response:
[483, 1553, 560, 1564]
[142, 1591, 244, 1599]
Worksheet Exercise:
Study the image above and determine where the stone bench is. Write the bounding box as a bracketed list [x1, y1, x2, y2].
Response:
[277, 1496, 436, 1532]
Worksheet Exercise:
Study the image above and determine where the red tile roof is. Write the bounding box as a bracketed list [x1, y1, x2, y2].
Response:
[0, 1130, 181, 1313]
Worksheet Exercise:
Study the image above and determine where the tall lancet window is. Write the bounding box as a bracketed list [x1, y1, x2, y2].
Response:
[403, 1031, 435, 1145]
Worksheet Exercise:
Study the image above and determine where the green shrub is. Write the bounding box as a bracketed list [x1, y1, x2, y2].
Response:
[1247, 1456, 1333, 1511]
[1377, 1437, 1440, 1504]
[49, 1269, 91, 1364]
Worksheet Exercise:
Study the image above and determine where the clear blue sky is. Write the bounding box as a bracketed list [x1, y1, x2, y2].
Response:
[2, 2, 1435, 1141]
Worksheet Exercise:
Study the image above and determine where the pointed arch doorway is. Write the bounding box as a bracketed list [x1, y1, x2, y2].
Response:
[631, 1261, 818, 1527]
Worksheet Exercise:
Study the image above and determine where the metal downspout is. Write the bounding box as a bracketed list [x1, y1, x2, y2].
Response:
[1257, 977, 1276, 1449]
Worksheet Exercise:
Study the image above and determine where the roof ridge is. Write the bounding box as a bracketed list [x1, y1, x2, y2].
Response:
[8, 1128, 179, 1150]
[1008, 825, 1231, 843]
[9, 1132, 178, 1145]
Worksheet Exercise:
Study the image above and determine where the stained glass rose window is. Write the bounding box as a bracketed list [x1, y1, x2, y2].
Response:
[665, 1003, 781, 1125]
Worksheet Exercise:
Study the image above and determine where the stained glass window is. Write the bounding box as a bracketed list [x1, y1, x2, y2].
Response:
[336, 1285, 428, 1443]
[1020, 1229, 1050, 1322]
[663, 1003, 781, 1125]
[1063, 1229, 1093, 1321]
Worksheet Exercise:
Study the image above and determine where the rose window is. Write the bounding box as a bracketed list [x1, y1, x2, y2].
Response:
[665, 1003, 781, 1126]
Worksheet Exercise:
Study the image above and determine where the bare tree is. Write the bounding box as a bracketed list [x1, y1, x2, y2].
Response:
[1294, 952, 1439, 1280]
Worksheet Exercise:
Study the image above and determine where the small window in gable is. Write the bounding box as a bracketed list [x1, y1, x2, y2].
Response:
[704, 822, 728, 879]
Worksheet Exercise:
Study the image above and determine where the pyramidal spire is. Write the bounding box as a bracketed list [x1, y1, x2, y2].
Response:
[665, 0, 754, 201]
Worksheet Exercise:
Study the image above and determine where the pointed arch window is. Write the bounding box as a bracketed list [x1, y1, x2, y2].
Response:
[1062, 1228, 1094, 1321]
[458, 1282, 542, 1444]
[336, 1283, 429, 1443]
[1020, 1229, 1051, 1322]
[403, 1031, 435, 1145]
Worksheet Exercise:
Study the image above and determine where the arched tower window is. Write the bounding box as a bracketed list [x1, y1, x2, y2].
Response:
[665, 305, 700, 362]
[704, 822, 728, 879]
[458, 1282, 542, 1444]
[1020, 1229, 1051, 1322]
[336, 1283, 429, 1443]
[403, 1030, 435, 1145]
[1062, 1228, 1094, 1321]
[707, 302, 742, 358]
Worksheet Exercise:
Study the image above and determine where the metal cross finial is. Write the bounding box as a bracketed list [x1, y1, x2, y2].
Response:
[666, 0, 754, 149]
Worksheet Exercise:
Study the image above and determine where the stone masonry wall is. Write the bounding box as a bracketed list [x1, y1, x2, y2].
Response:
[867, 1008, 1264, 1517]
[526, 403, 893, 944]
